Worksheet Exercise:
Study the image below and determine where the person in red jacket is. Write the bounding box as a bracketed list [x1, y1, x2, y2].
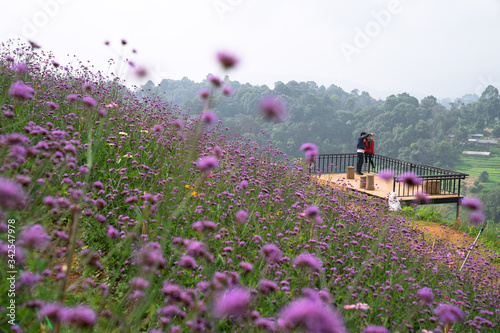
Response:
[364, 135, 375, 173]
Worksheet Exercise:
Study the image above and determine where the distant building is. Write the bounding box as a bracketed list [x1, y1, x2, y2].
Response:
[462, 151, 491, 157]
[477, 139, 498, 145]
[467, 139, 498, 146]
[468, 134, 484, 138]
[468, 139, 498, 145]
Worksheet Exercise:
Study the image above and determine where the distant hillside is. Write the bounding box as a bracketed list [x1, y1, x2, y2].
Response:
[438, 93, 479, 109]
[138, 78, 500, 170]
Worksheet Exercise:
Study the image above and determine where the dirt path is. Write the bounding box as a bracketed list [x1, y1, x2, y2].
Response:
[415, 222, 475, 248]
[414, 220, 500, 273]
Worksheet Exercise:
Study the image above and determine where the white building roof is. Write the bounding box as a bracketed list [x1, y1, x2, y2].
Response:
[462, 151, 491, 156]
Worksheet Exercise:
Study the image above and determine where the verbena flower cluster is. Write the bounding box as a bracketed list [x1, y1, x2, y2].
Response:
[0, 40, 498, 332]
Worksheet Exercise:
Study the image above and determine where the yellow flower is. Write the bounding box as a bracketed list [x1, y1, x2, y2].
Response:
[185, 185, 193, 189]
[122, 153, 133, 158]
[107, 143, 115, 146]
[191, 191, 198, 197]
[140, 130, 149, 133]
[277, 211, 282, 215]
[119, 131, 128, 136]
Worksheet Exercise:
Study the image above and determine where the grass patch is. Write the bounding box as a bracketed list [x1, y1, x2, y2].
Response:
[455, 150, 500, 192]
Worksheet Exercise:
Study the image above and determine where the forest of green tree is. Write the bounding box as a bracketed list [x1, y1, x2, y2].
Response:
[137, 77, 500, 170]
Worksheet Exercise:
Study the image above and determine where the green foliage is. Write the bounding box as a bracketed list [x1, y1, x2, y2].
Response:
[479, 170, 489, 182]
[492, 125, 500, 138]
[480, 187, 500, 224]
[400, 205, 447, 224]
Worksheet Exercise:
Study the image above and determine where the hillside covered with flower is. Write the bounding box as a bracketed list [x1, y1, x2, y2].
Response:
[0, 40, 499, 333]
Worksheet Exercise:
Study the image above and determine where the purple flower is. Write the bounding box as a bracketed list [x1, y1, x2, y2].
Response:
[179, 255, 197, 269]
[38, 303, 63, 322]
[67, 94, 78, 102]
[157, 305, 186, 319]
[197, 156, 218, 172]
[461, 197, 483, 211]
[60, 305, 98, 327]
[258, 279, 278, 295]
[8, 81, 35, 100]
[95, 214, 107, 224]
[207, 74, 222, 87]
[278, 297, 347, 333]
[222, 85, 234, 97]
[300, 143, 317, 152]
[304, 205, 322, 223]
[417, 287, 434, 306]
[415, 191, 430, 204]
[377, 169, 395, 181]
[0, 177, 27, 210]
[136, 242, 166, 270]
[216, 51, 239, 69]
[29, 40, 41, 49]
[261, 244, 282, 263]
[300, 143, 319, 163]
[46, 101, 59, 111]
[82, 96, 96, 108]
[18, 224, 49, 249]
[42, 196, 57, 208]
[18, 271, 42, 287]
[239, 262, 253, 273]
[129, 277, 149, 290]
[214, 146, 224, 158]
[82, 83, 93, 92]
[235, 210, 248, 223]
[212, 288, 250, 319]
[293, 253, 322, 271]
[198, 88, 211, 100]
[11, 63, 28, 75]
[200, 109, 216, 125]
[469, 211, 485, 226]
[398, 172, 422, 186]
[1, 133, 30, 146]
[433, 303, 465, 323]
[363, 326, 389, 333]
[92, 180, 104, 190]
[255, 318, 276, 331]
[63, 144, 77, 156]
[258, 95, 287, 123]
[186, 241, 213, 262]
[106, 225, 119, 239]
[152, 124, 164, 133]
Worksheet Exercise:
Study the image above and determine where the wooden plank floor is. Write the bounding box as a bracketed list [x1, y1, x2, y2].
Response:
[317, 173, 459, 202]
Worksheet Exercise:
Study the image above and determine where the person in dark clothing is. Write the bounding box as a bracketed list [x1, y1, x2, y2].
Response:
[364, 135, 375, 173]
[356, 132, 374, 175]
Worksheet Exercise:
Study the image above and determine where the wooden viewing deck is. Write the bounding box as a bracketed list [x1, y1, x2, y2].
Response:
[313, 154, 469, 219]
[317, 172, 459, 203]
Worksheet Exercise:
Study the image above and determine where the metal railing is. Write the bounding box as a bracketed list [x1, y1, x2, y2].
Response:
[313, 153, 468, 197]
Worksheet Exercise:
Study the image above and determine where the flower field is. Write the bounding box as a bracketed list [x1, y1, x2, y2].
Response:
[0, 40, 499, 332]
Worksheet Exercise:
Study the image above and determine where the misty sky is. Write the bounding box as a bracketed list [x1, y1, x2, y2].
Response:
[2, 0, 500, 100]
